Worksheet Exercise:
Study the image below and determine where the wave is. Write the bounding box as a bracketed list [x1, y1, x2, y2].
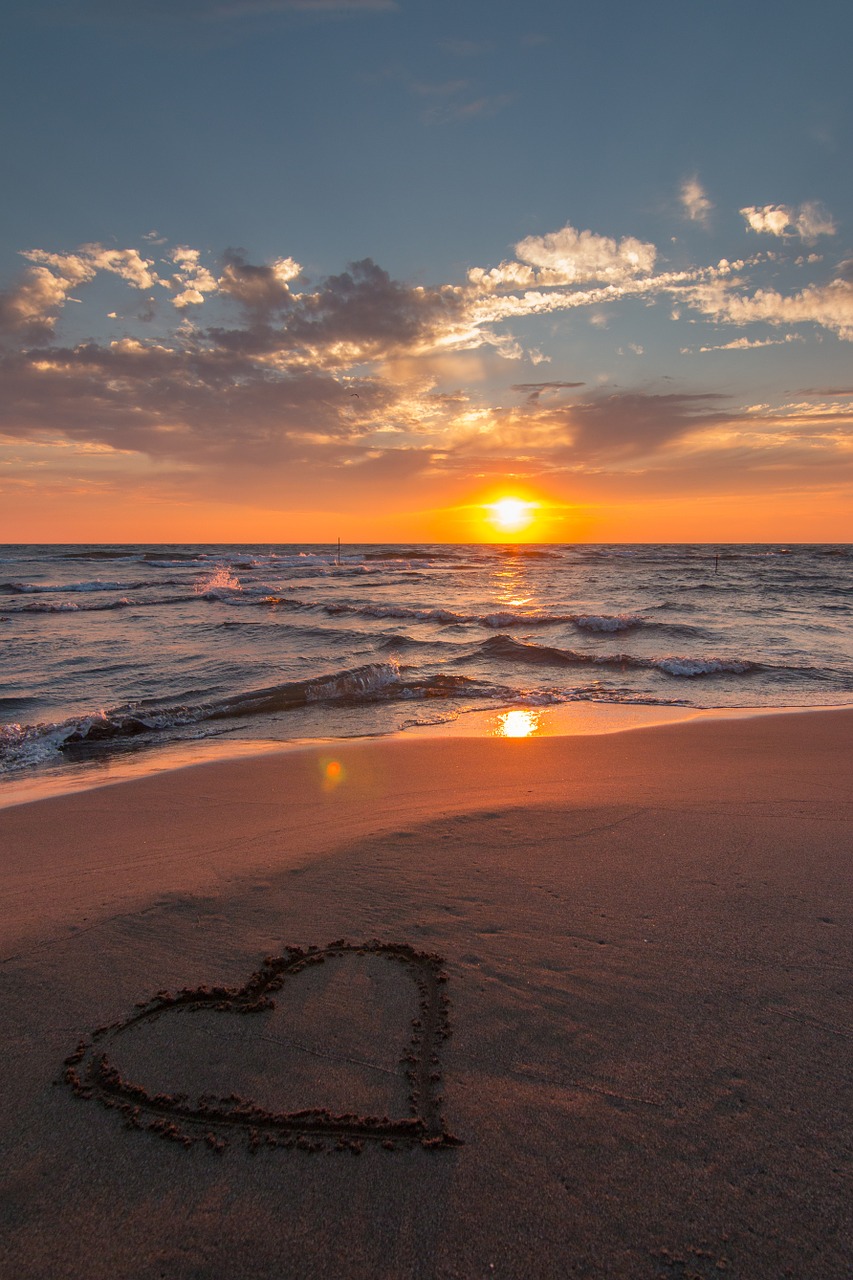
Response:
[9, 598, 133, 613]
[256, 596, 652, 633]
[58, 549, 141, 561]
[0, 661, 515, 771]
[362, 549, 436, 561]
[471, 634, 765, 677]
[6, 591, 204, 614]
[375, 633, 437, 651]
[572, 614, 645, 633]
[0, 578, 183, 594]
[496, 546, 562, 560]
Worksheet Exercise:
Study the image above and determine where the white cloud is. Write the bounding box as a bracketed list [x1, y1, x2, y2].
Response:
[740, 202, 836, 242]
[1, 244, 166, 333]
[694, 334, 804, 353]
[271, 257, 302, 285]
[0, 267, 81, 333]
[467, 268, 696, 328]
[689, 276, 853, 340]
[469, 223, 657, 292]
[169, 246, 220, 308]
[680, 177, 713, 228]
[24, 245, 162, 290]
[18, 249, 97, 288]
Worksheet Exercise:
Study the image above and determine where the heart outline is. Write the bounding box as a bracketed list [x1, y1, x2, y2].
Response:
[63, 940, 461, 1152]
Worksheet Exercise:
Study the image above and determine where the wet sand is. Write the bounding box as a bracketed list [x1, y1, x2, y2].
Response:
[0, 709, 851, 1278]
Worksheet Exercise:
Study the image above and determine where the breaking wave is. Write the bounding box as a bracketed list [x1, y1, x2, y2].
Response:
[0, 661, 512, 772]
[471, 634, 767, 676]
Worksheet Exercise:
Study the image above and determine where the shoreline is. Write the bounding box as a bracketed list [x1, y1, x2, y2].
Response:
[0, 706, 850, 1277]
[2, 697, 851, 812]
[2, 702, 851, 953]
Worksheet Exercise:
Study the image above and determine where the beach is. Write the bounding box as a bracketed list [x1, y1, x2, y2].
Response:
[0, 709, 851, 1279]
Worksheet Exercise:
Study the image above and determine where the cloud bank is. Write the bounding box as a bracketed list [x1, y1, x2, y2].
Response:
[1, 199, 850, 517]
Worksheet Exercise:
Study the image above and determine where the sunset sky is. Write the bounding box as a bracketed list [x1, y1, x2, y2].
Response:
[1, 0, 851, 543]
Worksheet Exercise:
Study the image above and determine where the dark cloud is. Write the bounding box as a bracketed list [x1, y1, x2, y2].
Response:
[218, 250, 297, 318]
[0, 340, 396, 472]
[0, 251, 472, 499]
[211, 258, 464, 366]
[289, 259, 459, 350]
[797, 387, 853, 396]
[0, 292, 54, 344]
[559, 390, 733, 458]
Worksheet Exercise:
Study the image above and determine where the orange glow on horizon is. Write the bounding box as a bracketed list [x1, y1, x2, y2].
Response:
[0, 479, 850, 545]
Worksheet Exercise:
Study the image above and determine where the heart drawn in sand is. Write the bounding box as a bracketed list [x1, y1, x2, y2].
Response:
[63, 941, 460, 1153]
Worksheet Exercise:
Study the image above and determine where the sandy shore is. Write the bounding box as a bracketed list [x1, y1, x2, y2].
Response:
[0, 710, 851, 1278]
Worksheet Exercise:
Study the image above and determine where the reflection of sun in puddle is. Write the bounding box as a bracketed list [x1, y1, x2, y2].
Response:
[495, 709, 541, 738]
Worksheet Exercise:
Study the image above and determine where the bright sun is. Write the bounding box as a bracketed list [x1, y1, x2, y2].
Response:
[488, 497, 535, 533]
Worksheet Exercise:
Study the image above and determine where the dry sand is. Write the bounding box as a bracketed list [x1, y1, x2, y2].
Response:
[0, 710, 851, 1279]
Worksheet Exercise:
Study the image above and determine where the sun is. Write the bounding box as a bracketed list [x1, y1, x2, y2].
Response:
[487, 497, 536, 533]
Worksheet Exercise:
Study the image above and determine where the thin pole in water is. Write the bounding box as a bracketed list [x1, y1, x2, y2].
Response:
[337, 537, 341, 566]
[714, 553, 719, 574]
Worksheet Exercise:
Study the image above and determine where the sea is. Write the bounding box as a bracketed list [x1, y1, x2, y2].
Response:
[1, 543, 851, 799]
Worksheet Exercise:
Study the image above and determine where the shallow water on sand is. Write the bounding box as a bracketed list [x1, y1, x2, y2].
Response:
[1, 542, 851, 792]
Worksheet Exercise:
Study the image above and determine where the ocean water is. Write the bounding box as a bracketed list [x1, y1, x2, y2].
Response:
[1, 543, 851, 789]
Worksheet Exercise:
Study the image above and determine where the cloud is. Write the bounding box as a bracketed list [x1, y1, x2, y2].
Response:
[559, 390, 733, 458]
[0, 338, 394, 471]
[3, 219, 851, 515]
[0, 267, 83, 340]
[168, 247, 220, 308]
[0, 243, 168, 336]
[422, 93, 514, 125]
[740, 202, 837, 241]
[466, 268, 696, 330]
[283, 258, 466, 360]
[692, 334, 804, 353]
[688, 273, 853, 340]
[680, 177, 713, 228]
[510, 380, 585, 403]
[469, 223, 657, 292]
[23, 245, 162, 290]
[0, 256, 474, 478]
[214, 250, 300, 316]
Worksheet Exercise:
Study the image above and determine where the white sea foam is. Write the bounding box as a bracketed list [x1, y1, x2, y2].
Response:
[572, 614, 644, 632]
[195, 566, 242, 595]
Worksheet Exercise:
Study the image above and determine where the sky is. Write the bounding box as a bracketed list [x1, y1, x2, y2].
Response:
[0, 0, 851, 543]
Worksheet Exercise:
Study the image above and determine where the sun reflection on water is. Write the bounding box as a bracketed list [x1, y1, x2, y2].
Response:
[495, 709, 541, 738]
